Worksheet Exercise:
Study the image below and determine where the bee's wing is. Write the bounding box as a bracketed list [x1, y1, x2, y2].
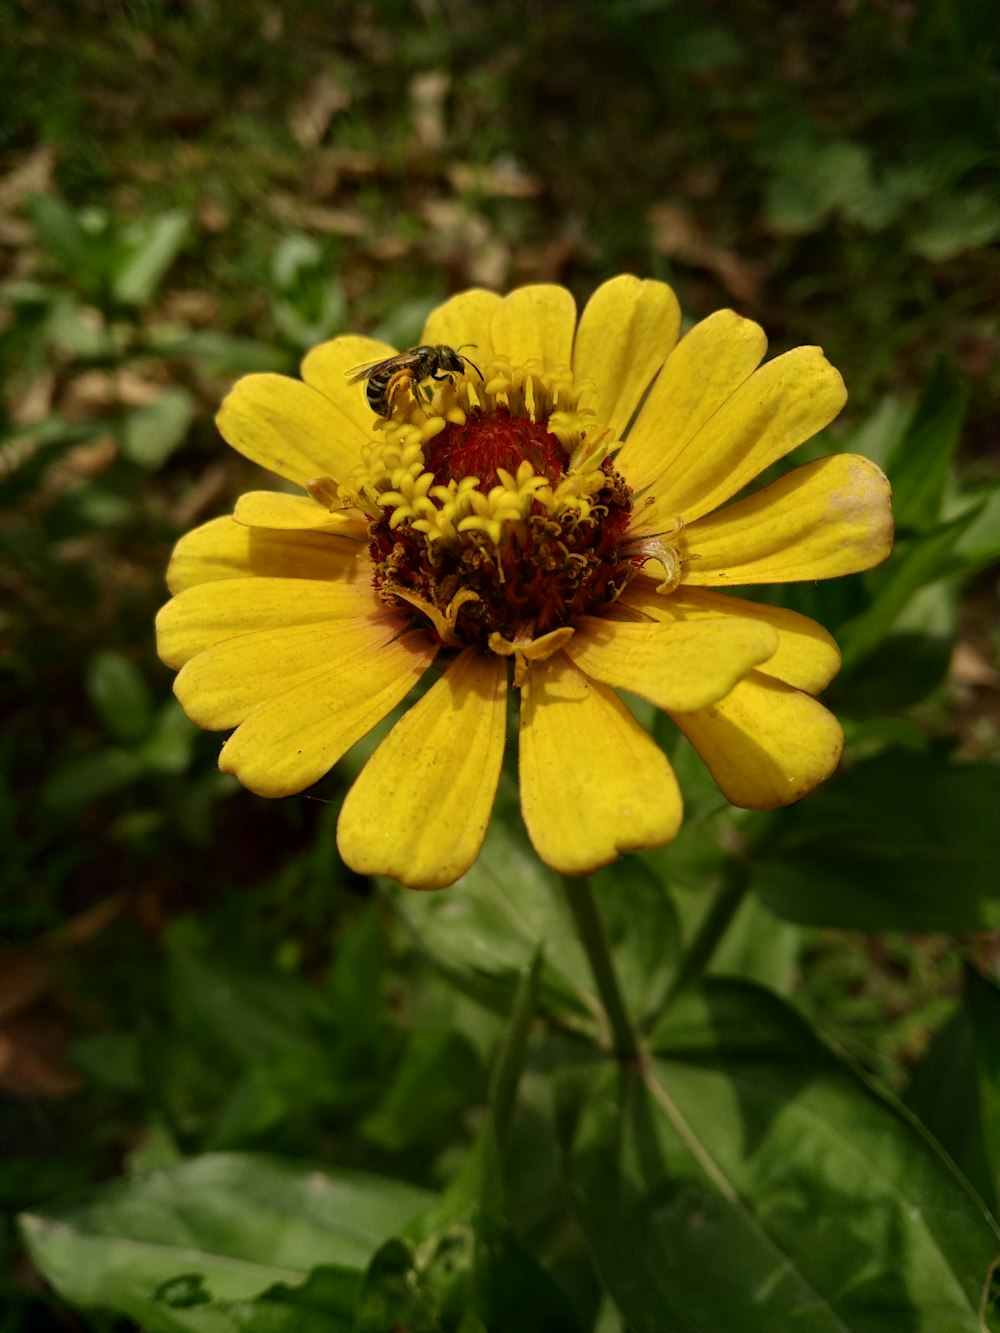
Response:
[345, 357, 393, 383]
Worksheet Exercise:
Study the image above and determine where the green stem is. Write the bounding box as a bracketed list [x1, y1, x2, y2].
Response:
[563, 876, 639, 1061]
[663, 860, 750, 1009]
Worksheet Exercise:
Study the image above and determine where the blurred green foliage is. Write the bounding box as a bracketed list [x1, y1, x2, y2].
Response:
[2, 1, 1000, 1329]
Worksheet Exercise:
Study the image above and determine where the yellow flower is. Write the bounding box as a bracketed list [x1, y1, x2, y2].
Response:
[156, 278, 893, 890]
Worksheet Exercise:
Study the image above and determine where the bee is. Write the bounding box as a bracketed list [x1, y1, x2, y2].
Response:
[346, 344, 482, 418]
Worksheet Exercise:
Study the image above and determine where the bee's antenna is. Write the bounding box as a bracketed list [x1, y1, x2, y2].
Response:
[456, 344, 483, 380]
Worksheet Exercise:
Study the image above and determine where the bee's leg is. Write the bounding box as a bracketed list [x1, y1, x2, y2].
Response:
[385, 368, 413, 411]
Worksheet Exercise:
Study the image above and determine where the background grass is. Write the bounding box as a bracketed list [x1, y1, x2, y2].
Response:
[2, 3, 999, 1328]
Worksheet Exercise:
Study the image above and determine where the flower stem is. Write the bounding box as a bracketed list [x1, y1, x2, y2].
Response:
[563, 876, 639, 1062]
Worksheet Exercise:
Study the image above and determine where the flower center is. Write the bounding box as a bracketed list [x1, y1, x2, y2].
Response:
[333, 358, 638, 655]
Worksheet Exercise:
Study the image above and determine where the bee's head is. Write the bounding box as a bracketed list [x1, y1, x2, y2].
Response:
[452, 344, 483, 380]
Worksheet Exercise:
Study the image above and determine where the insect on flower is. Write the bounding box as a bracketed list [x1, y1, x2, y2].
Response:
[158, 278, 895, 891]
[346, 343, 482, 417]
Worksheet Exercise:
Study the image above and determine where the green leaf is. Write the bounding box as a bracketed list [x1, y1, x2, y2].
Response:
[211, 1265, 359, 1332]
[360, 1029, 484, 1154]
[910, 191, 1000, 261]
[167, 945, 332, 1068]
[42, 748, 144, 810]
[86, 650, 155, 744]
[837, 510, 976, 671]
[884, 363, 966, 534]
[19, 1153, 431, 1331]
[0, 415, 110, 505]
[904, 1007, 994, 1209]
[764, 139, 874, 235]
[120, 388, 196, 469]
[28, 195, 93, 275]
[752, 749, 1000, 930]
[595, 859, 681, 1024]
[390, 824, 595, 1022]
[355, 1238, 446, 1333]
[137, 702, 197, 775]
[966, 968, 1000, 1203]
[149, 330, 291, 374]
[941, 483, 1000, 579]
[113, 211, 189, 306]
[569, 979, 1000, 1331]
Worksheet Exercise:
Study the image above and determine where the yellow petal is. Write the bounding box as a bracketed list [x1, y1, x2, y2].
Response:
[300, 334, 398, 438]
[166, 517, 364, 594]
[629, 345, 847, 535]
[615, 309, 767, 496]
[174, 612, 408, 729]
[681, 454, 894, 585]
[218, 629, 437, 798]
[620, 581, 841, 694]
[157, 573, 377, 668]
[519, 654, 682, 875]
[669, 671, 844, 809]
[572, 276, 681, 439]
[564, 615, 777, 712]
[233, 490, 366, 534]
[489, 284, 576, 369]
[217, 374, 367, 488]
[421, 289, 502, 365]
[337, 649, 507, 890]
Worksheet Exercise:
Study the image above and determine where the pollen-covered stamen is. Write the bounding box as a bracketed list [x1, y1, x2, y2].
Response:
[625, 518, 687, 594]
[489, 625, 576, 687]
[355, 358, 639, 656]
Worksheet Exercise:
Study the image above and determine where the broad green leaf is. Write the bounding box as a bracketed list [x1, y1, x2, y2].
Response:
[210, 1265, 359, 1332]
[941, 483, 1000, 579]
[137, 702, 197, 775]
[884, 363, 966, 535]
[839, 394, 910, 470]
[839, 577, 957, 713]
[360, 1028, 484, 1154]
[709, 891, 800, 996]
[355, 1238, 447, 1333]
[390, 822, 595, 1021]
[86, 650, 154, 744]
[966, 968, 1000, 1203]
[28, 195, 92, 275]
[569, 980, 1000, 1331]
[19, 1153, 430, 1332]
[0, 416, 109, 505]
[910, 191, 1000, 261]
[594, 859, 681, 1024]
[167, 945, 333, 1067]
[764, 138, 872, 235]
[120, 388, 196, 469]
[837, 510, 976, 670]
[904, 1007, 994, 1209]
[42, 748, 144, 810]
[752, 749, 1000, 930]
[148, 330, 291, 374]
[393, 820, 674, 1032]
[113, 211, 189, 306]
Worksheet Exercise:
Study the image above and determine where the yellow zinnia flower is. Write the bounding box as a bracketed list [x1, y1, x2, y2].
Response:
[156, 278, 893, 890]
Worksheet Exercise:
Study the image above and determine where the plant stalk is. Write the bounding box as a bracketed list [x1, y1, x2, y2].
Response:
[563, 875, 639, 1062]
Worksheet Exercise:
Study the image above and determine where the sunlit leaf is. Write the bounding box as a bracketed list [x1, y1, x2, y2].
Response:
[120, 388, 196, 469]
[19, 1154, 431, 1331]
[86, 650, 155, 744]
[113, 211, 189, 306]
[569, 980, 1000, 1330]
